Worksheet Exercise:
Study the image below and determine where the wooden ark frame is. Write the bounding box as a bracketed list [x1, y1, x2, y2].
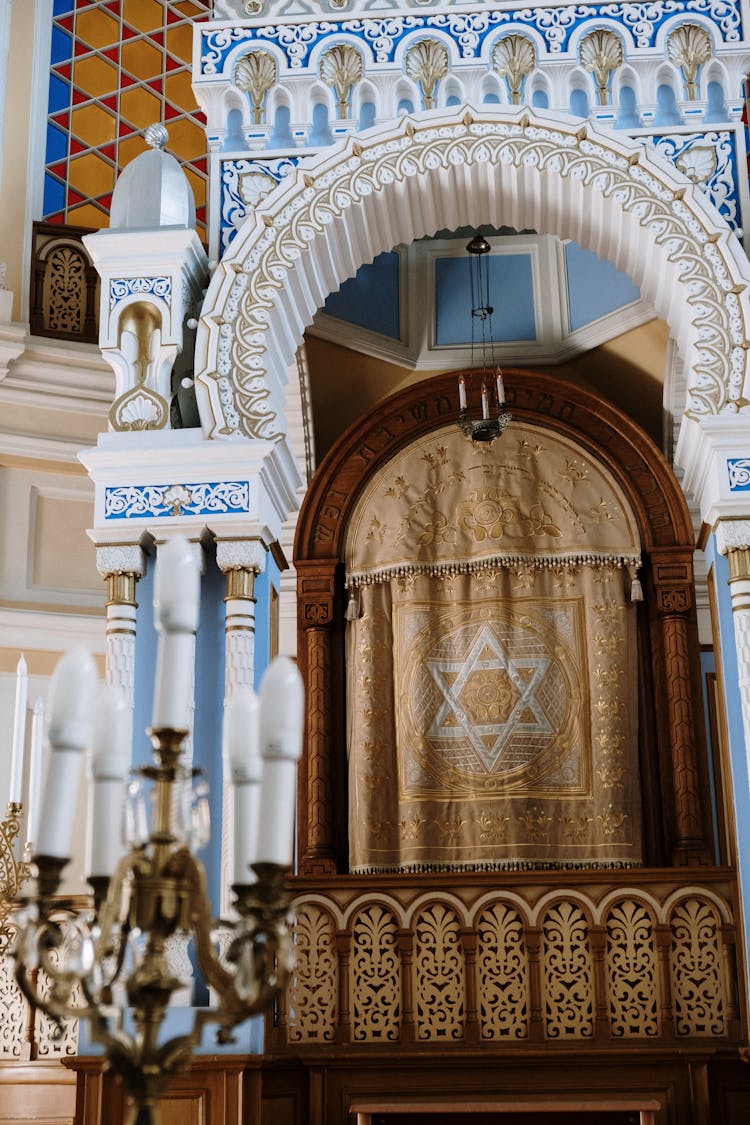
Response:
[294, 369, 715, 875]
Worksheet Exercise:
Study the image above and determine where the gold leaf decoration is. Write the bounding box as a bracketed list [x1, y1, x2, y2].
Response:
[667, 23, 713, 99]
[492, 35, 536, 105]
[234, 51, 278, 125]
[405, 39, 450, 110]
[320, 43, 363, 119]
[578, 29, 623, 105]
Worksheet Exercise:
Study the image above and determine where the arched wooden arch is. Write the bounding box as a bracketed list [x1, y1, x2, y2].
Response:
[294, 370, 713, 875]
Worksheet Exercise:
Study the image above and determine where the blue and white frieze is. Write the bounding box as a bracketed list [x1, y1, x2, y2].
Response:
[104, 481, 252, 520]
[200, 0, 742, 75]
[728, 458, 750, 491]
[649, 131, 740, 235]
[220, 157, 299, 253]
[109, 276, 172, 311]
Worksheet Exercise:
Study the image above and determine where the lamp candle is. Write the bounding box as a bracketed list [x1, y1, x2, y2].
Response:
[496, 368, 505, 407]
[224, 689, 262, 883]
[88, 685, 131, 879]
[36, 648, 98, 860]
[152, 539, 201, 731]
[26, 698, 44, 846]
[458, 375, 467, 411]
[481, 382, 490, 420]
[256, 657, 304, 867]
[9, 654, 28, 806]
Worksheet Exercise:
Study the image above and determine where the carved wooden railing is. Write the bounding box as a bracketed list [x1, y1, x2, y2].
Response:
[29, 222, 99, 344]
[272, 871, 743, 1051]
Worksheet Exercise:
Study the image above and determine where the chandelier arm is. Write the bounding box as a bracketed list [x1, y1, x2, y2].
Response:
[14, 922, 103, 1029]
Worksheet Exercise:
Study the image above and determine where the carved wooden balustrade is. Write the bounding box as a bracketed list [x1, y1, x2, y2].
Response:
[271, 870, 744, 1052]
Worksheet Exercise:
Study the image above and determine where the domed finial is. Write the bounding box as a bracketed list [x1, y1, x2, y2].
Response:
[144, 123, 168, 151]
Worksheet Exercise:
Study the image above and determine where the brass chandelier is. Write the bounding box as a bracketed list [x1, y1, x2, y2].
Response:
[457, 233, 512, 442]
[12, 538, 303, 1125]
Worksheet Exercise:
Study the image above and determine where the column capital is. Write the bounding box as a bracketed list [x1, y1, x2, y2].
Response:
[714, 518, 750, 557]
[215, 538, 267, 576]
[96, 544, 146, 579]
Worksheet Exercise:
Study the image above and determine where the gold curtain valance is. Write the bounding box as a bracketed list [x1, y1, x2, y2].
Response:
[345, 422, 641, 586]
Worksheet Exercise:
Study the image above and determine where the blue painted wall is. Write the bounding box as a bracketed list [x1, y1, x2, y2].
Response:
[435, 253, 536, 344]
[704, 538, 750, 983]
[323, 250, 401, 339]
[565, 243, 641, 331]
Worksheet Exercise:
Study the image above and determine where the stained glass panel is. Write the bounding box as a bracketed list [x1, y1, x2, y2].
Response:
[44, 0, 211, 234]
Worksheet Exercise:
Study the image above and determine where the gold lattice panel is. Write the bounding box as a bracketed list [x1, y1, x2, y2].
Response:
[286, 903, 338, 1043]
[351, 904, 401, 1042]
[670, 897, 726, 1037]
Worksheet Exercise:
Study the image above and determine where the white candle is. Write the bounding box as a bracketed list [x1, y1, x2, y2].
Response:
[256, 657, 304, 867]
[496, 368, 506, 406]
[481, 382, 489, 420]
[9, 654, 28, 805]
[152, 538, 201, 730]
[88, 685, 131, 879]
[37, 648, 99, 860]
[458, 375, 467, 411]
[223, 689, 262, 883]
[26, 699, 44, 846]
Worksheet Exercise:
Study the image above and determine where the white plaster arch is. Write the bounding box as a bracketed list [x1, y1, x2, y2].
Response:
[194, 104, 750, 452]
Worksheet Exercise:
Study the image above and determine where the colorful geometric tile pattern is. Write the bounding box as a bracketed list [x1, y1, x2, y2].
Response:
[45, 0, 212, 235]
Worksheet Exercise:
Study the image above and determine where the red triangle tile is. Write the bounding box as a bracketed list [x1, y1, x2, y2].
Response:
[72, 86, 89, 105]
[147, 77, 164, 95]
[96, 193, 113, 210]
[51, 109, 70, 127]
[192, 156, 207, 173]
[100, 143, 116, 162]
[49, 160, 68, 179]
[53, 61, 72, 81]
[67, 188, 85, 206]
[47, 213, 64, 224]
[165, 53, 184, 72]
[119, 119, 133, 137]
[69, 137, 87, 155]
[102, 94, 119, 112]
[164, 101, 180, 119]
[151, 30, 164, 46]
[196, 206, 207, 224]
[103, 46, 120, 63]
[74, 39, 90, 57]
[120, 22, 138, 39]
[166, 9, 183, 23]
[56, 14, 74, 32]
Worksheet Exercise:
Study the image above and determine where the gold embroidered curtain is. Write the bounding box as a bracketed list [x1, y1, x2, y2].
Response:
[345, 424, 643, 872]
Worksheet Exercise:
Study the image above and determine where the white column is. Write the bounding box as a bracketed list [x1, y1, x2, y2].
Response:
[96, 545, 146, 733]
[216, 538, 267, 914]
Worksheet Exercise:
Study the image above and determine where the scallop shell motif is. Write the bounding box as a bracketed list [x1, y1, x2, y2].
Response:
[675, 144, 716, 185]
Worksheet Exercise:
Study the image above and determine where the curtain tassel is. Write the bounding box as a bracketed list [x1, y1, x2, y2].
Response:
[630, 574, 643, 602]
[345, 589, 362, 620]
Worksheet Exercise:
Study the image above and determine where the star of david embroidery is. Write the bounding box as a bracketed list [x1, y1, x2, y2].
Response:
[426, 623, 553, 773]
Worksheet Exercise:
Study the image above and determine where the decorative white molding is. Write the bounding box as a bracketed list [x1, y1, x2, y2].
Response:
[216, 539, 267, 573]
[0, 320, 26, 381]
[84, 228, 208, 432]
[676, 414, 750, 528]
[0, 334, 112, 415]
[195, 105, 750, 445]
[0, 607, 105, 654]
[714, 518, 750, 555]
[96, 545, 147, 578]
[79, 428, 303, 545]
